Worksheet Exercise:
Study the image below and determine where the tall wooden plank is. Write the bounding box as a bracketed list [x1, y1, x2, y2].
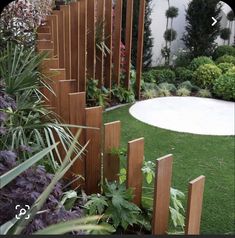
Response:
[59, 80, 76, 123]
[41, 58, 59, 72]
[70, 2, 79, 81]
[47, 15, 59, 57]
[127, 138, 144, 206]
[37, 33, 52, 40]
[36, 40, 54, 50]
[69, 92, 86, 187]
[185, 176, 205, 235]
[136, 0, 146, 99]
[79, 0, 87, 91]
[124, 0, 134, 89]
[103, 121, 121, 182]
[95, 0, 105, 87]
[37, 26, 51, 33]
[60, 5, 71, 79]
[87, 0, 96, 80]
[53, 10, 65, 68]
[104, 0, 112, 90]
[152, 154, 173, 235]
[85, 106, 102, 194]
[112, 0, 123, 86]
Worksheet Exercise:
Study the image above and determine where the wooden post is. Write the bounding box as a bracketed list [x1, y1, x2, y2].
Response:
[70, 1, 79, 81]
[104, 0, 113, 91]
[103, 121, 121, 182]
[47, 15, 59, 57]
[112, 0, 123, 86]
[60, 5, 71, 79]
[185, 176, 205, 235]
[53, 10, 65, 68]
[152, 154, 173, 235]
[87, 0, 96, 80]
[69, 92, 86, 187]
[95, 0, 105, 87]
[136, 0, 146, 99]
[124, 0, 134, 89]
[85, 106, 102, 194]
[127, 138, 144, 206]
[79, 0, 87, 92]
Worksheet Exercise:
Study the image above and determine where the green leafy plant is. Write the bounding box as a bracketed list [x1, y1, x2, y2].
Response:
[217, 62, 234, 74]
[158, 82, 177, 93]
[213, 73, 235, 101]
[193, 64, 222, 89]
[174, 50, 192, 67]
[213, 45, 235, 59]
[215, 55, 235, 65]
[178, 80, 200, 93]
[84, 180, 141, 230]
[189, 56, 215, 71]
[176, 87, 191, 96]
[196, 89, 212, 98]
[156, 69, 176, 83]
[175, 67, 194, 82]
[111, 85, 135, 103]
[86, 79, 109, 107]
[142, 70, 160, 83]
[164, 29, 177, 42]
[142, 89, 158, 99]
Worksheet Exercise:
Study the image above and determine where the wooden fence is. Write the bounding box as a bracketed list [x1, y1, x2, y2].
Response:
[37, 0, 205, 235]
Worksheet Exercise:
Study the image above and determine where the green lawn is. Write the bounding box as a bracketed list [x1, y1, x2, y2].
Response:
[103, 104, 235, 235]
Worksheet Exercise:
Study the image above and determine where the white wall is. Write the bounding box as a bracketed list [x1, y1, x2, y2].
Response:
[150, 0, 235, 66]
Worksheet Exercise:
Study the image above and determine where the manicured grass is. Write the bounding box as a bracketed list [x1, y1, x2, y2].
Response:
[103, 104, 235, 235]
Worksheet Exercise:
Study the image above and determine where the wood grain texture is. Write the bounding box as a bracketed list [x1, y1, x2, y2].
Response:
[37, 26, 51, 33]
[152, 154, 173, 235]
[136, 0, 146, 99]
[37, 33, 52, 40]
[112, 0, 123, 86]
[38, 49, 54, 58]
[127, 137, 144, 206]
[103, 121, 121, 182]
[69, 92, 86, 187]
[95, 0, 105, 87]
[104, 0, 112, 90]
[70, 2, 79, 81]
[87, 0, 96, 80]
[41, 58, 59, 72]
[53, 10, 65, 68]
[85, 106, 102, 194]
[60, 5, 71, 79]
[47, 15, 59, 57]
[78, 0, 87, 92]
[124, 0, 134, 89]
[185, 175, 205, 235]
[36, 40, 54, 50]
[59, 80, 77, 123]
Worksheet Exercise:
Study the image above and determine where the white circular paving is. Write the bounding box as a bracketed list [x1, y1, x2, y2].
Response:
[129, 97, 235, 136]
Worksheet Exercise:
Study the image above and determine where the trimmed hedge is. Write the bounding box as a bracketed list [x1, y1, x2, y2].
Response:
[189, 56, 215, 71]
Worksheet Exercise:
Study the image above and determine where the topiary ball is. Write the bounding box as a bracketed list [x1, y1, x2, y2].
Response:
[217, 63, 234, 74]
[216, 55, 235, 65]
[194, 64, 222, 89]
[213, 45, 235, 59]
[164, 29, 177, 42]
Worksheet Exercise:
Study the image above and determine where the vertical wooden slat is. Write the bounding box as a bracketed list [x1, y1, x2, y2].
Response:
[41, 58, 59, 72]
[95, 0, 105, 87]
[124, 0, 134, 89]
[136, 0, 146, 99]
[69, 92, 86, 187]
[59, 80, 76, 123]
[36, 40, 54, 50]
[127, 138, 144, 206]
[185, 176, 205, 235]
[79, 0, 87, 91]
[152, 154, 173, 235]
[85, 106, 102, 194]
[37, 33, 52, 40]
[103, 121, 121, 182]
[104, 0, 112, 90]
[47, 15, 59, 57]
[53, 10, 65, 68]
[37, 26, 51, 33]
[70, 2, 79, 81]
[87, 0, 96, 80]
[112, 0, 123, 86]
[60, 5, 71, 79]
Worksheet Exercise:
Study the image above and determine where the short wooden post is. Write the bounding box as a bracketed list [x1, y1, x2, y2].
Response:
[85, 106, 102, 194]
[103, 121, 121, 182]
[136, 0, 146, 99]
[152, 154, 173, 235]
[185, 175, 205, 235]
[127, 138, 144, 206]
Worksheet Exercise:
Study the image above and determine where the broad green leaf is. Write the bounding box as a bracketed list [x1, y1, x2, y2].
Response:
[0, 218, 18, 235]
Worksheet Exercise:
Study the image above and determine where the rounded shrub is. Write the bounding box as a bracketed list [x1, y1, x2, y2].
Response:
[158, 82, 177, 93]
[176, 87, 191, 96]
[194, 64, 222, 89]
[213, 72, 235, 101]
[165, 6, 179, 18]
[227, 66, 235, 75]
[216, 55, 235, 65]
[197, 89, 212, 98]
[189, 56, 215, 71]
[213, 45, 235, 59]
[178, 80, 193, 90]
[142, 71, 155, 83]
[164, 29, 177, 42]
[174, 52, 192, 67]
[157, 69, 176, 83]
[175, 67, 194, 82]
[217, 63, 234, 74]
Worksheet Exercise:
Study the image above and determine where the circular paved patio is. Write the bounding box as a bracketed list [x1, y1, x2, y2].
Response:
[129, 97, 235, 136]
